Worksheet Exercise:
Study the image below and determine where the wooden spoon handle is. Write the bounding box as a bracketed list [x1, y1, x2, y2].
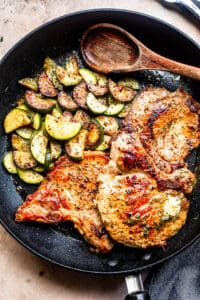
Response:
[137, 46, 200, 80]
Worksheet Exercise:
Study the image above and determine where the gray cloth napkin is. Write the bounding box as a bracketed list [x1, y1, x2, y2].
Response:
[148, 238, 200, 300]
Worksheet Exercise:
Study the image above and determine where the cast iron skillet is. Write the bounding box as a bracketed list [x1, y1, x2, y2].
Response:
[0, 9, 200, 275]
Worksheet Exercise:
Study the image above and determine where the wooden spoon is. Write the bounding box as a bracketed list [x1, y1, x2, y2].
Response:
[81, 23, 200, 80]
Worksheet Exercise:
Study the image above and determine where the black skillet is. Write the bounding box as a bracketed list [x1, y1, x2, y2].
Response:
[0, 10, 200, 289]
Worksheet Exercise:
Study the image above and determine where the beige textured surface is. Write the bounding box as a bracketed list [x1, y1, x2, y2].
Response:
[0, 1, 199, 299]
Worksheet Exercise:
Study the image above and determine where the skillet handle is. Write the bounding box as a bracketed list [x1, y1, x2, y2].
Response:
[124, 274, 151, 300]
[125, 291, 150, 300]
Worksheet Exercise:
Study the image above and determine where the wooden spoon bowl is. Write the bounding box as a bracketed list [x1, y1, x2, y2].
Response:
[81, 23, 200, 80]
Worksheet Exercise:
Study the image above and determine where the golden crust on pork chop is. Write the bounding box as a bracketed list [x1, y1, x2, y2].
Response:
[110, 87, 200, 193]
[97, 171, 189, 248]
[15, 152, 113, 253]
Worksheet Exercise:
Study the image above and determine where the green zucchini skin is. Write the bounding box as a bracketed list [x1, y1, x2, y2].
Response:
[30, 129, 48, 165]
[3, 152, 17, 174]
[17, 168, 44, 184]
[86, 93, 108, 114]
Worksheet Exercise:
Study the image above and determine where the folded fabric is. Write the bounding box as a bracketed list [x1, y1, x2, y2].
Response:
[148, 237, 200, 300]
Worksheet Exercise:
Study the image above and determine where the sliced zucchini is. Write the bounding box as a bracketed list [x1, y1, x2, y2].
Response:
[79, 68, 97, 84]
[51, 102, 63, 118]
[62, 111, 73, 121]
[86, 119, 104, 149]
[57, 91, 78, 111]
[3, 152, 17, 174]
[95, 116, 119, 136]
[65, 129, 88, 161]
[17, 168, 44, 184]
[56, 65, 82, 86]
[25, 90, 55, 113]
[16, 126, 34, 139]
[105, 96, 124, 116]
[117, 101, 134, 118]
[73, 81, 88, 109]
[13, 150, 37, 169]
[73, 109, 90, 129]
[118, 77, 140, 90]
[87, 73, 108, 96]
[18, 77, 38, 91]
[95, 135, 111, 151]
[33, 165, 45, 173]
[4, 108, 32, 134]
[38, 71, 58, 97]
[65, 55, 80, 74]
[30, 129, 48, 165]
[32, 113, 42, 130]
[108, 79, 136, 102]
[86, 93, 108, 114]
[43, 57, 63, 90]
[11, 134, 30, 152]
[44, 149, 51, 171]
[45, 114, 81, 141]
[50, 141, 62, 161]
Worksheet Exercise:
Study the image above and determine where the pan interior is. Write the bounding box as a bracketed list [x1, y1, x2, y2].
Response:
[0, 9, 200, 274]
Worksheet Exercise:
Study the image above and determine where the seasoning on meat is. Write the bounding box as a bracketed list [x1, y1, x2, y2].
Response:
[15, 151, 114, 253]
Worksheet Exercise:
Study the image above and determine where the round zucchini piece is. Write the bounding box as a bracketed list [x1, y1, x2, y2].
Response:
[17, 168, 44, 184]
[3, 152, 17, 174]
[45, 114, 81, 141]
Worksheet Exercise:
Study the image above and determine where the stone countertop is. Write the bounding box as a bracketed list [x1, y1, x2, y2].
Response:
[0, 1, 199, 299]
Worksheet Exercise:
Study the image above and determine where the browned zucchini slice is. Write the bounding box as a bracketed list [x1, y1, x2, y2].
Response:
[73, 109, 90, 129]
[86, 119, 104, 149]
[65, 129, 88, 161]
[18, 77, 38, 91]
[50, 141, 62, 161]
[25, 90, 55, 113]
[73, 81, 88, 109]
[95, 116, 119, 136]
[11, 134, 30, 152]
[43, 57, 63, 90]
[108, 79, 136, 102]
[13, 150, 37, 169]
[118, 77, 140, 90]
[4, 108, 32, 134]
[38, 71, 58, 97]
[57, 91, 78, 111]
[87, 73, 108, 96]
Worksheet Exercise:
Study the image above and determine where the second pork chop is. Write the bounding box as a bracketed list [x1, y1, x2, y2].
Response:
[15, 151, 113, 253]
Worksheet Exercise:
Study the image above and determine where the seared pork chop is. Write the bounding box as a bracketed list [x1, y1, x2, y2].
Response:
[110, 87, 200, 193]
[97, 171, 189, 248]
[97, 87, 199, 248]
[15, 152, 113, 253]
